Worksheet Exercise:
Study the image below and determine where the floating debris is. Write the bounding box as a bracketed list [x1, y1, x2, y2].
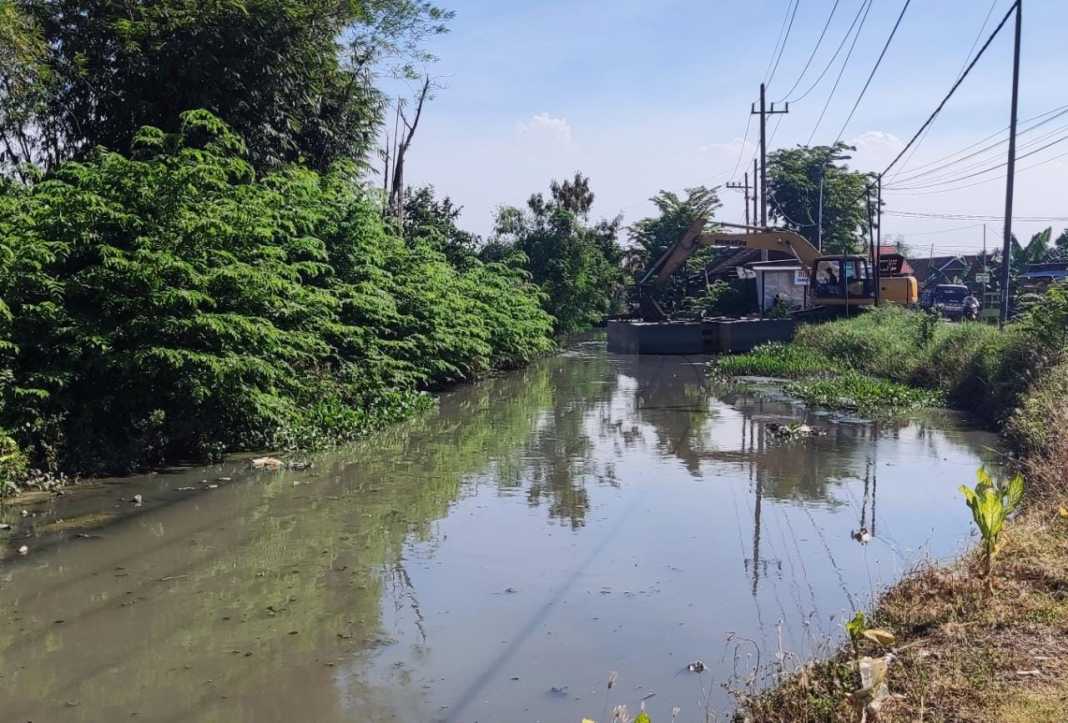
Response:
[131, 494, 143, 506]
[686, 660, 705, 673]
[18, 544, 29, 555]
[251, 457, 284, 470]
[767, 422, 823, 440]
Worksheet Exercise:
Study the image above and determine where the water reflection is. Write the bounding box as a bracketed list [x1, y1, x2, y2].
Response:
[0, 339, 1001, 723]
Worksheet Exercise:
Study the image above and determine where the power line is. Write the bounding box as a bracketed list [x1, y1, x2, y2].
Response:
[890, 0, 1001, 179]
[888, 132, 1068, 191]
[787, 0, 872, 103]
[807, 0, 874, 145]
[767, 0, 802, 89]
[887, 105, 1068, 185]
[764, 0, 800, 86]
[778, 0, 843, 102]
[886, 223, 985, 236]
[832, 0, 914, 145]
[887, 119, 1068, 188]
[956, 0, 1000, 79]
[730, 113, 755, 180]
[885, 210, 1068, 222]
[881, 0, 1020, 178]
[884, 147, 1068, 195]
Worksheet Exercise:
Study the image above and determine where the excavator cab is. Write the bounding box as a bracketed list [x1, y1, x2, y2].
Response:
[812, 256, 874, 305]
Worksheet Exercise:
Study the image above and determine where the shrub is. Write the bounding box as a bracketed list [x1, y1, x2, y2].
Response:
[0, 112, 555, 473]
[0, 431, 28, 496]
[713, 342, 835, 378]
[960, 467, 1025, 591]
[787, 372, 942, 414]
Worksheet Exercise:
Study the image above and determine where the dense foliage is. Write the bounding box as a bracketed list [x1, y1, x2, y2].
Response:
[0, 112, 554, 477]
[727, 295, 1066, 429]
[766, 143, 871, 255]
[401, 185, 479, 268]
[486, 173, 626, 334]
[625, 186, 721, 276]
[1, 0, 451, 175]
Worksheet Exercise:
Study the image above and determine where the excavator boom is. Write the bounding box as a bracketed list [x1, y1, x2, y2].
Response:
[640, 220, 822, 288]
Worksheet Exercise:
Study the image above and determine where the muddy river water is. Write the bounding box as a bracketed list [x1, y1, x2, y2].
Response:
[1, 339, 1001, 722]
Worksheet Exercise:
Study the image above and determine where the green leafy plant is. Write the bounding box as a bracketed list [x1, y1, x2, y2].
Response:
[960, 467, 1025, 591]
[844, 609, 896, 705]
[713, 342, 835, 379]
[0, 112, 555, 475]
[0, 431, 28, 498]
[787, 372, 942, 414]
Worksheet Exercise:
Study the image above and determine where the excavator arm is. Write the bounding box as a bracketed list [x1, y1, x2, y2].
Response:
[639, 220, 821, 288]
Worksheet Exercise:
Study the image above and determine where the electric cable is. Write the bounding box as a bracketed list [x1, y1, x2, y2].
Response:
[778, 0, 842, 102]
[787, 0, 874, 103]
[807, 0, 874, 145]
[768, 0, 803, 88]
[832, 0, 913, 145]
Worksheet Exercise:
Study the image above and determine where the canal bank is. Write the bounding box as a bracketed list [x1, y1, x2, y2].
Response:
[721, 305, 1068, 722]
[0, 339, 1003, 722]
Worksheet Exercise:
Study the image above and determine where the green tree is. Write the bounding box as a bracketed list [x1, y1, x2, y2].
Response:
[6, 0, 451, 174]
[400, 185, 479, 269]
[1011, 227, 1053, 266]
[0, 0, 52, 179]
[1055, 228, 1068, 259]
[626, 186, 721, 277]
[488, 173, 625, 334]
[766, 143, 871, 255]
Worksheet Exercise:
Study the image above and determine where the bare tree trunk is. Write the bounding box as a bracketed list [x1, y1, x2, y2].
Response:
[387, 75, 433, 224]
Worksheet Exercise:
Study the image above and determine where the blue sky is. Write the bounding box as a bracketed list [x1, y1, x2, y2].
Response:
[386, 0, 1067, 254]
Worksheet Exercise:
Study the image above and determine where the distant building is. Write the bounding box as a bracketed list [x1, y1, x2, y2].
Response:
[1020, 261, 1068, 286]
[747, 259, 809, 312]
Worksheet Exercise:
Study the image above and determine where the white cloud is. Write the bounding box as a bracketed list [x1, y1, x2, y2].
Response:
[517, 113, 574, 145]
[848, 130, 906, 170]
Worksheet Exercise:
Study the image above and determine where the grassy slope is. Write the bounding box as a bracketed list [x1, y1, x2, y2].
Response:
[721, 306, 1068, 722]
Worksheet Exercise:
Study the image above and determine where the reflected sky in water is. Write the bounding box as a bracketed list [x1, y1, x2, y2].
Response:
[0, 338, 1000, 722]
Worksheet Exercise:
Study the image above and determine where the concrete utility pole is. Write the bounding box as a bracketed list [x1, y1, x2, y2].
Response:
[753, 159, 759, 231]
[876, 174, 883, 307]
[752, 83, 790, 228]
[752, 83, 789, 260]
[726, 173, 751, 230]
[1000, 0, 1022, 327]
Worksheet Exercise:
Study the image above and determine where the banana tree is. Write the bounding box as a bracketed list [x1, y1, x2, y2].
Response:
[960, 467, 1025, 592]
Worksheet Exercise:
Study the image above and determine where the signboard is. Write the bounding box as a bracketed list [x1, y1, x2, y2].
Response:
[879, 257, 905, 275]
[793, 270, 810, 286]
[975, 273, 991, 283]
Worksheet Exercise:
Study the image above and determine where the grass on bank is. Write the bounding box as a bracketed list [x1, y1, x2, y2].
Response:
[730, 292, 1068, 722]
[741, 509, 1068, 723]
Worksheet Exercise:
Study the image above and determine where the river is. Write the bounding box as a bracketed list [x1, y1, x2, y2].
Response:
[0, 338, 1001, 722]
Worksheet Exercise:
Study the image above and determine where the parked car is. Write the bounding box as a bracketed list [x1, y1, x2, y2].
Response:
[921, 284, 972, 320]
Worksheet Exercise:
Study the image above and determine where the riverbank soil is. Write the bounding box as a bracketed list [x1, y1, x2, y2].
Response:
[741, 510, 1068, 722]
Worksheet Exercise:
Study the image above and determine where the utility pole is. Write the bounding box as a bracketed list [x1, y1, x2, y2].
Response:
[1000, 0, 1022, 327]
[752, 83, 789, 259]
[876, 175, 883, 307]
[866, 183, 881, 307]
[753, 159, 759, 231]
[726, 173, 751, 230]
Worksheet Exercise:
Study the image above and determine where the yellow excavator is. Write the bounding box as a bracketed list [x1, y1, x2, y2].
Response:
[637, 219, 918, 321]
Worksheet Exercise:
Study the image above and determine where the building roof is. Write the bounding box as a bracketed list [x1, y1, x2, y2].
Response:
[909, 254, 994, 287]
[748, 259, 803, 270]
[703, 248, 793, 278]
